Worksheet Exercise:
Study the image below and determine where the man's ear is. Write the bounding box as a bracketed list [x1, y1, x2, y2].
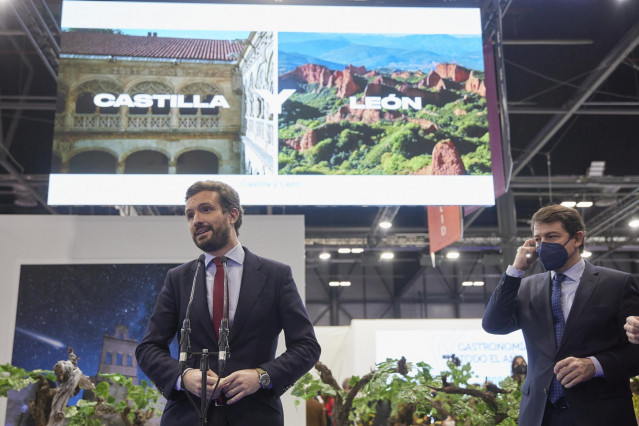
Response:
[574, 230, 585, 248]
[228, 208, 239, 224]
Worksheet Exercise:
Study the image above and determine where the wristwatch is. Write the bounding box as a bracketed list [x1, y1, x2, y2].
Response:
[256, 367, 271, 389]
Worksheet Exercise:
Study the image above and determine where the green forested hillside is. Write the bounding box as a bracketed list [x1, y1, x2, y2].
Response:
[278, 70, 492, 176]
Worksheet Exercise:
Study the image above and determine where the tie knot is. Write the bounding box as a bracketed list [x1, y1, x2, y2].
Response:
[553, 273, 566, 284]
[213, 257, 224, 267]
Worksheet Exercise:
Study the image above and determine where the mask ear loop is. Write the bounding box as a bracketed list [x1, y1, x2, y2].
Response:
[564, 234, 579, 259]
[562, 235, 572, 248]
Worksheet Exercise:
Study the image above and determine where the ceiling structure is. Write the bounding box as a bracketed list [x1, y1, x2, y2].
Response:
[1, 0, 638, 325]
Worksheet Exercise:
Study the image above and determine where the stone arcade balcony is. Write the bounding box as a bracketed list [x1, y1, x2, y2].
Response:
[56, 111, 222, 133]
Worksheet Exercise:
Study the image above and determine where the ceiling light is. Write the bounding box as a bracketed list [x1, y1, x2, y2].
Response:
[576, 201, 593, 208]
[560, 201, 577, 208]
[595, 198, 616, 207]
[319, 252, 331, 260]
[351, 248, 364, 254]
[380, 252, 394, 260]
[582, 250, 592, 258]
[338, 248, 351, 254]
[379, 221, 392, 229]
[339, 281, 351, 287]
[329, 281, 340, 287]
[473, 281, 484, 286]
[446, 251, 460, 259]
[630, 219, 639, 228]
[587, 161, 605, 177]
[462, 281, 473, 287]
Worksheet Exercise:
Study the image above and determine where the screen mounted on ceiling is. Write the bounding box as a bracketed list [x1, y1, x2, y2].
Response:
[48, 1, 496, 206]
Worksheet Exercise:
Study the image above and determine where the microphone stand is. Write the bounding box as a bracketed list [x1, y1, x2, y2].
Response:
[200, 349, 209, 426]
[198, 256, 231, 425]
[179, 254, 205, 376]
[177, 255, 211, 424]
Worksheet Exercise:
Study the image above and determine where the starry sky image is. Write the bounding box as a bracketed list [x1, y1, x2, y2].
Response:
[10, 263, 180, 407]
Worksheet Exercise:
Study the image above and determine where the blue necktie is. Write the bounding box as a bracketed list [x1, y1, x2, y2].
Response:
[549, 273, 566, 403]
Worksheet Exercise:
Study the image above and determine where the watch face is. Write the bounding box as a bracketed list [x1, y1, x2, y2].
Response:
[260, 373, 271, 388]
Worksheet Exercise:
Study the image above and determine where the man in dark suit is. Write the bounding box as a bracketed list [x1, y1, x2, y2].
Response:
[136, 180, 321, 425]
[482, 204, 639, 426]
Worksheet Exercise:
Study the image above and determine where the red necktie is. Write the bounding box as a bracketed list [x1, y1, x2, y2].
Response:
[212, 257, 226, 340]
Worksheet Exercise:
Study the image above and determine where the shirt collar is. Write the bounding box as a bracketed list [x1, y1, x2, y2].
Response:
[203, 242, 244, 268]
[552, 258, 585, 283]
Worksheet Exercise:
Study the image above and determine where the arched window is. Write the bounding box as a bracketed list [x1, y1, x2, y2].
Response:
[128, 81, 173, 115]
[68, 151, 117, 174]
[178, 82, 221, 117]
[124, 151, 169, 174]
[176, 150, 219, 174]
[178, 94, 220, 116]
[75, 92, 98, 114]
[74, 80, 122, 115]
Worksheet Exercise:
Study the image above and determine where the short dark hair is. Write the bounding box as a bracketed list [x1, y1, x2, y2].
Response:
[531, 205, 585, 251]
[185, 180, 244, 236]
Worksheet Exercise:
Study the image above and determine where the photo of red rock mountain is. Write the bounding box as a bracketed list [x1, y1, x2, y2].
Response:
[277, 32, 491, 177]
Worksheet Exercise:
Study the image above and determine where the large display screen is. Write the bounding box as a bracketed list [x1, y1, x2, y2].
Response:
[48, 1, 496, 206]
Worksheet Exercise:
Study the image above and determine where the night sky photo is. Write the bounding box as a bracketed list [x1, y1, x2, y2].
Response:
[9, 263, 179, 418]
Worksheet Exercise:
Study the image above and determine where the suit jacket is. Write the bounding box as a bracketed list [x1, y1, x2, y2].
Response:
[482, 261, 639, 426]
[136, 247, 321, 425]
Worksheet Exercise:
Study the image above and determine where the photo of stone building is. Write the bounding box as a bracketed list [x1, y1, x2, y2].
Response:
[53, 30, 276, 176]
[237, 31, 276, 175]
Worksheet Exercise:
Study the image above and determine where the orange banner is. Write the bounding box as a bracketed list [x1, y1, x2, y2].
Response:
[428, 205, 463, 255]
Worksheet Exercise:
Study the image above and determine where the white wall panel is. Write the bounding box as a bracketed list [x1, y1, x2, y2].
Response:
[0, 214, 305, 425]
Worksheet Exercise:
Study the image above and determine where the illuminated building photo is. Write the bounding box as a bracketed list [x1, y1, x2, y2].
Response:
[52, 30, 278, 176]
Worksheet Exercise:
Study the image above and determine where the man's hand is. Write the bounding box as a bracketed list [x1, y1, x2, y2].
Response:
[220, 369, 261, 405]
[512, 238, 538, 271]
[624, 316, 639, 344]
[182, 369, 223, 400]
[554, 357, 595, 388]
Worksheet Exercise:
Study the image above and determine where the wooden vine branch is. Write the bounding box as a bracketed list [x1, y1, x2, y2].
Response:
[93, 395, 155, 426]
[47, 348, 95, 426]
[314, 357, 408, 426]
[343, 370, 373, 414]
[430, 383, 509, 412]
[314, 361, 341, 391]
[312, 357, 509, 426]
[28, 376, 56, 426]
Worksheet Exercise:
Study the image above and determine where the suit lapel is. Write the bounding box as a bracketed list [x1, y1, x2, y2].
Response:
[188, 259, 217, 345]
[532, 272, 558, 354]
[559, 261, 598, 352]
[229, 248, 267, 345]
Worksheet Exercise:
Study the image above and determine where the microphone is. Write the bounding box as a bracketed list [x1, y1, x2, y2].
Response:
[218, 256, 230, 374]
[179, 254, 206, 375]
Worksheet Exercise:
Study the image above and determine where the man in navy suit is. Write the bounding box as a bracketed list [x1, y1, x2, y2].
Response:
[136, 180, 321, 425]
[482, 205, 639, 426]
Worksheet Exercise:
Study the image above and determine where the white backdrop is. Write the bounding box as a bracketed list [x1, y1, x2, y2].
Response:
[315, 319, 526, 388]
[0, 214, 306, 425]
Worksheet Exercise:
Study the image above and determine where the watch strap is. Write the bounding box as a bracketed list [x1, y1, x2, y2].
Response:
[256, 367, 271, 389]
